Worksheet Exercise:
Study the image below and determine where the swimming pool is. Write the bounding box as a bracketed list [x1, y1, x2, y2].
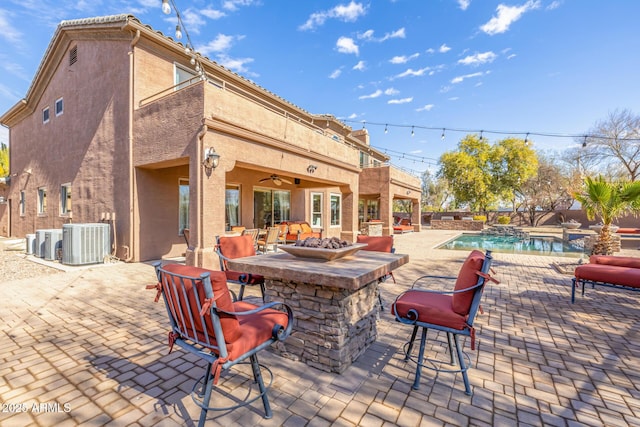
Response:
[437, 233, 585, 257]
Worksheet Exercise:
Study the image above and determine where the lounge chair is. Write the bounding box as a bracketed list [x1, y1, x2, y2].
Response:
[572, 255, 640, 303]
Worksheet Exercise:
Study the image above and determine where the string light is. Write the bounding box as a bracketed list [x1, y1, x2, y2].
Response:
[411, 126, 414, 137]
[479, 130, 483, 141]
[384, 124, 388, 134]
[582, 135, 588, 147]
[441, 128, 445, 140]
[161, 0, 205, 78]
[339, 119, 640, 143]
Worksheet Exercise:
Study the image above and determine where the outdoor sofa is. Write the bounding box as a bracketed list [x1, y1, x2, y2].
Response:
[393, 218, 413, 234]
[572, 255, 640, 302]
[279, 221, 321, 243]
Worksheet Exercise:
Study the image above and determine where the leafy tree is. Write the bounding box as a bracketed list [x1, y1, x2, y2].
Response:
[517, 153, 576, 226]
[582, 109, 640, 180]
[0, 143, 8, 177]
[438, 134, 537, 213]
[574, 176, 640, 255]
[421, 169, 450, 211]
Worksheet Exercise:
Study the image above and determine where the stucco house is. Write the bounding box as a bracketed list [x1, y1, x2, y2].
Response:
[0, 14, 420, 268]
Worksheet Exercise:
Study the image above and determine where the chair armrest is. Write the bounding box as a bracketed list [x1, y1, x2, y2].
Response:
[218, 301, 294, 341]
[410, 274, 457, 289]
[405, 281, 485, 295]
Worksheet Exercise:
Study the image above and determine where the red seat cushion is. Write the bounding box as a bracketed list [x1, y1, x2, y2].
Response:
[357, 235, 393, 253]
[590, 255, 640, 269]
[392, 291, 468, 330]
[452, 250, 486, 316]
[575, 264, 640, 288]
[162, 264, 241, 343]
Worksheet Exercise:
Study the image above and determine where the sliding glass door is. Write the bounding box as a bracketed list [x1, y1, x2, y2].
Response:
[254, 189, 290, 228]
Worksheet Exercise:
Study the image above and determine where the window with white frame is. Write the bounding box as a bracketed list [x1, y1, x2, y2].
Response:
[225, 184, 241, 229]
[330, 193, 341, 226]
[178, 179, 189, 236]
[42, 107, 50, 124]
[55, 98, 63, 116]
[38, 187, 47, 214]
[19, 191, 25, 216]
[175, 63, 197, 90]
[311, 192, 323, 228]
[60, 183, 72, 215]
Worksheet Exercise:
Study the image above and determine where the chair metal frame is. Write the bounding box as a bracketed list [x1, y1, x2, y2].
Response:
[150, 263, 293, 425]
[215, 235, 266, 301]
[392, 250, 496, 395]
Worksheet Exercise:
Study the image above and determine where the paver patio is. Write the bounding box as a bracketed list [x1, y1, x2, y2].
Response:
[1, 230, 639, 426]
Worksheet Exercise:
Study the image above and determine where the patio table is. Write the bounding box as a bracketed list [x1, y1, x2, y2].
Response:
[227, 250, 409, 373]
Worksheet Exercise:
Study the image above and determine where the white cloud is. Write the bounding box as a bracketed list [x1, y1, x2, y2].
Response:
[0, 10, 23, 44]
[384, 88, 399, 95]
[336, 36, 359, 55]
[359, 90, 383, 99]
[329, 68, 342, 79]
[299, 1, 367, 31]
[480, 0, 541, 35]
[353, 61, 366, 71]
[416, 104, 434, 112]
[393, 67, 431, 79]
[439, 44, 451, 53]
[547, 1, 562, 10]
[458, 0, 471, 10]
[216, 54, 255, 74]
[507, 53, 517, 59]
[222, 0, 258, 11]
[426, 48, 435, 54]
[451, 71, 484, 84]
[201, 8, 226, 20]
[180, 9, 207, 34]
[198, 34, 238, 55]
[358, 27, 405, 42]
[458, 51, 497, 66]
[389, 53, 419, 64]
[388, 97, 413, 104]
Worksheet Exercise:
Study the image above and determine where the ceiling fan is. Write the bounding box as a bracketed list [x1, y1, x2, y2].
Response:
[258, 174, 292, 186]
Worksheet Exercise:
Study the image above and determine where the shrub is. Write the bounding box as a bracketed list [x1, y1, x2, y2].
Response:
[473, 215, 487, 222]
[497, 216, 511, 225]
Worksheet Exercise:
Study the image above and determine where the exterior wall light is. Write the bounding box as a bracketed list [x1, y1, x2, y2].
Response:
[203, 147, 220, 171]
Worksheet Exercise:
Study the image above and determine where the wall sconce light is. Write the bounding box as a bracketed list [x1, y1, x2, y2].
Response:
[307, 164, 317, 174]
[0, 196, 5, 204]
[406, 190, 411, 195]
[202, 147, 220, 171]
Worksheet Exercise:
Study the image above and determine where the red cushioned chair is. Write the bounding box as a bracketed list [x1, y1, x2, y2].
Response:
[149, 263, 293, 426]
[215, 235, 266, 301]
[391, 250, 498, 395]
[357, 235, 396, 307]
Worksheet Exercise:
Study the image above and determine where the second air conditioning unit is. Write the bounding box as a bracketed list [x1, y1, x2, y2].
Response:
[62, 223, 111, 266]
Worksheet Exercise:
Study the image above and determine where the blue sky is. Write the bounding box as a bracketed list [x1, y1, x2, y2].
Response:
[1, 0, 639, 175]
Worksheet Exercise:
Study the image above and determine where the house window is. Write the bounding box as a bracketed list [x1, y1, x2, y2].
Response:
[253, 188, 290, 229]
[55, 98, 64, 116]
[60, 183, 72, 215]
[330, 193, 341, 227]
[367, 199, 379, 221]
[42, 107, 50, 124]
[311, 192, 323, 228]
[38, 187, 47, 214]
[225, 184, 241, 229]
[359, 151, 369, 168]
[178, 179, 189, 235]
[19, 191, 25, 216]
[175, 63, 197, 90]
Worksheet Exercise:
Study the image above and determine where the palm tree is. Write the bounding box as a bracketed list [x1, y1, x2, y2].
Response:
[574, 175, 640, 255]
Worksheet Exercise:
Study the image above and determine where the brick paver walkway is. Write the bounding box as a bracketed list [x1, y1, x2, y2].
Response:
[1, 230, 639, 426]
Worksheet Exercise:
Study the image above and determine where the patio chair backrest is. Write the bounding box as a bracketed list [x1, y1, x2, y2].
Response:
[356, 235, 394, 253]
[452, 249, 490, 319]
[157, 264, 241, 355]
[217, 235, 256, 268]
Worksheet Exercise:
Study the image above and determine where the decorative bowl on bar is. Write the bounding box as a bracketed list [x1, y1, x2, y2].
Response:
[277, 243, 368, 261]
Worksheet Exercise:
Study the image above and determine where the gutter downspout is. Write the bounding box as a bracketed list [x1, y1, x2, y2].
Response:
[195, 121, 208, 265]
[125, 28, 141, 262]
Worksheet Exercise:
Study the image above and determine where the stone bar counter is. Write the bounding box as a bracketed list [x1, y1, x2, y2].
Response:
[227, 250, 409, 373]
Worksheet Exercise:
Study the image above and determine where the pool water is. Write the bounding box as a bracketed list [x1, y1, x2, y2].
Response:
[437, 233, 585, 257]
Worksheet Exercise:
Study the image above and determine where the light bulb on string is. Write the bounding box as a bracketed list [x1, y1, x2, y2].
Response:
[524, 132, 529, 144]
[162, 0, 171, 14]
[479, 130, 483, 141]
[411, 126, 414, 137]
[582, 135, 587, 148]
[384, 124, 388, 134]
[441, 128, 445, 140]
[175, 25, 182, 40]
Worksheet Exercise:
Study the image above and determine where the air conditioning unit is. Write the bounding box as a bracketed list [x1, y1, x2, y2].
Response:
[44, 229, 63, 261]
[35, 229, 58, 258]
[26, 234, 36, 255]
[62, 223, 111, 266]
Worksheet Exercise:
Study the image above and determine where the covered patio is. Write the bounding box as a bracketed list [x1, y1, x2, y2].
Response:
[1, 230, 638, 426]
